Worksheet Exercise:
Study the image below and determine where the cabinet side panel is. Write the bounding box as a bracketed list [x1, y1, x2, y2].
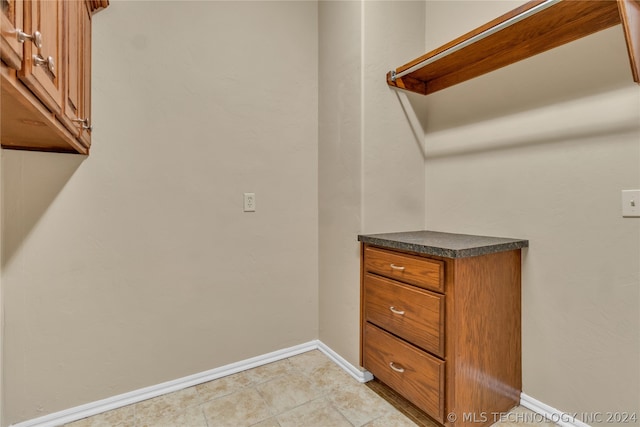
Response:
[360, 243, 366, 366]
[449, 250, 522, 427]
[618, 0, 640, 82]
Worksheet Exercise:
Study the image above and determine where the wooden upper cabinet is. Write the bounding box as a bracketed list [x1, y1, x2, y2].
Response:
[1, 0, 24, 69]
[0, 0, 107, 154]
[388, 0, 640, 95]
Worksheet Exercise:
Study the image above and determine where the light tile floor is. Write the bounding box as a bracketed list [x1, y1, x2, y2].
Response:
[64, 350, 556, 427]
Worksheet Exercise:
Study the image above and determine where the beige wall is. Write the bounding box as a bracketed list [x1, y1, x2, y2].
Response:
[422, 1, 640, 423]
[361, 1, 426, 235]
[318, 0, 363, 366]
[318, 0, 426, 367]
[0, 151, 3, 426]
[1, 1, 318, 424]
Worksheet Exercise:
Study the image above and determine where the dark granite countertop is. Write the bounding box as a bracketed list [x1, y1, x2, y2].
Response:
[358, 230, 528, 259]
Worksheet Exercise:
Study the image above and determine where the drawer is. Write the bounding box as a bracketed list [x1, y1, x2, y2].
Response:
[363, 323, 445, 423]
[364, 273, 445, 357]
[364, 246, 444, 293]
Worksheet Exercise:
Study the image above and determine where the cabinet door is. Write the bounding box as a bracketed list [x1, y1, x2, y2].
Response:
[1, 0, 24, 69]
[80, 0, 92, 147]
[61, 0, 91, 147]
[19, 0, 64, 115]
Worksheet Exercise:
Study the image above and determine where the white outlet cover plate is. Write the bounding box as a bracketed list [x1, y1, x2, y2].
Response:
[622, 190, 640, 217]
[243, 193, 255, 212]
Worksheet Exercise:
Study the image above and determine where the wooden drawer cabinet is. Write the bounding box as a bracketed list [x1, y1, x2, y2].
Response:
[1, 0, 107, 154]
[360, 232, 527, 427]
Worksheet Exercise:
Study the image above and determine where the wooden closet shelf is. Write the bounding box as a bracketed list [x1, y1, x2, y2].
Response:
[387, 0, 640, 96]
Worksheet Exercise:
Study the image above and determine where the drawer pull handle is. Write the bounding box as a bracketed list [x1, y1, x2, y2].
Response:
[389, 362, 405, 373]
[389, 306, 405, 315]
[390, 264, 405, 271]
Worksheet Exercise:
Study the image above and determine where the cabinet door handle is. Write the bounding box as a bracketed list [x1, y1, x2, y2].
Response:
[33, 54, 54, 74]
[390, 264, 405, 271]
[389, 306, 405, 315]
[17, 29, 43, 49]
[389, 362, 405, 373]
[73, 118, 92, 131]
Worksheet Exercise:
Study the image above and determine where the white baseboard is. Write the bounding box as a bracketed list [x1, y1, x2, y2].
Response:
[520, 393, 591, 427]
[9, 340, 368, 427]
[316, 340, 373, 383]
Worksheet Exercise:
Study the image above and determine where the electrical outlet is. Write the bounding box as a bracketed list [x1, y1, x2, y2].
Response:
[622, 190, 640, 217]
[243, 193, 256, 212]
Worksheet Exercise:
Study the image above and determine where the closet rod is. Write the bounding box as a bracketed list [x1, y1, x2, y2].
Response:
[390, 0, 561, 82]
